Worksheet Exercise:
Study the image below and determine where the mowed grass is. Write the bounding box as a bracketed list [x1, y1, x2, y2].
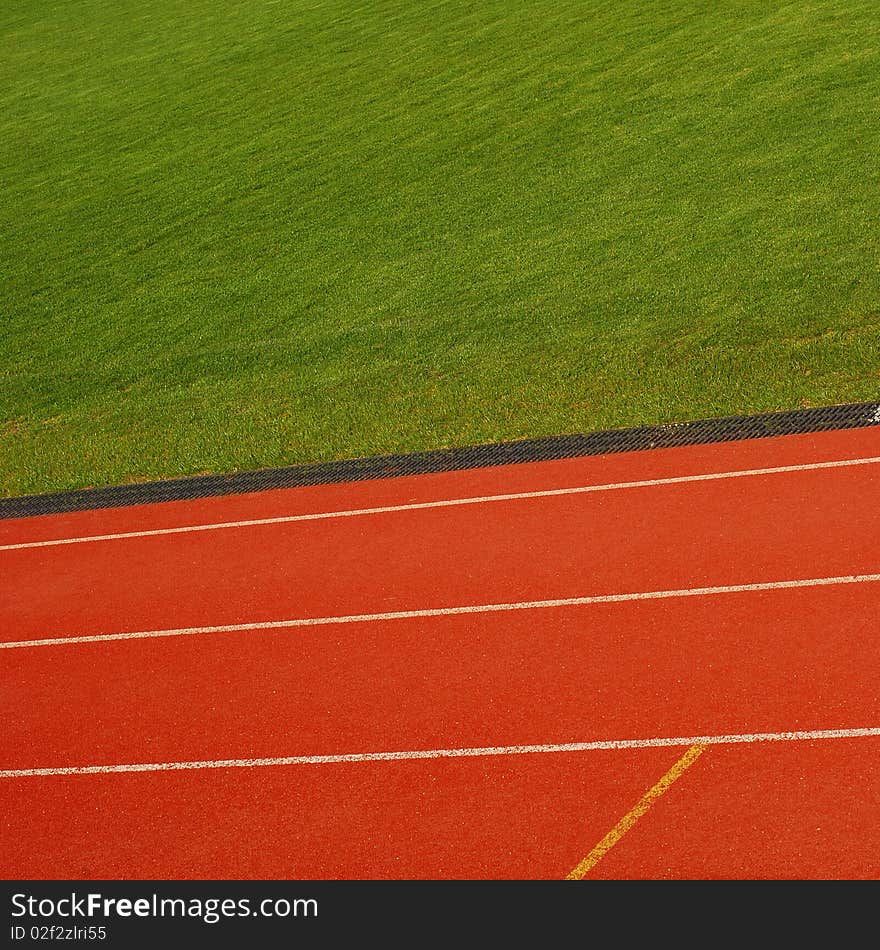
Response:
[2, 0, 878, 496]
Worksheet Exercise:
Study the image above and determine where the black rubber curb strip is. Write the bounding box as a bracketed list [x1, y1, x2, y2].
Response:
[2, 400, 878, 520]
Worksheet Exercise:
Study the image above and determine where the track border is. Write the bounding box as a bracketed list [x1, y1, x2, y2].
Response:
[2, 400, 878, 519]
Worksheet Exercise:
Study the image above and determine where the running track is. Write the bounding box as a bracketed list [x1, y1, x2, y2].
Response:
[2, 424, 879, 880]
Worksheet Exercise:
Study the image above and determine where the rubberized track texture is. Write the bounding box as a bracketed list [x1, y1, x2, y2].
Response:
[1, 402, 879, 879]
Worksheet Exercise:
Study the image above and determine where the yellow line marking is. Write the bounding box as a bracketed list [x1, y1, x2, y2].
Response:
[565, 743, 707, 880]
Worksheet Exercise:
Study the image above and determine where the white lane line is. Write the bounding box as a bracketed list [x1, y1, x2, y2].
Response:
[3, 454, 879, 552]
[3, 572, 879, 651]
[3, 727, 878, 778]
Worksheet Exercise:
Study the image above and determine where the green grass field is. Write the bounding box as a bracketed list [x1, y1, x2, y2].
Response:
[2, 0, 878, 497]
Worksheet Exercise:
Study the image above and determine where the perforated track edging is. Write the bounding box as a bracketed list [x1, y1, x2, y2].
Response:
[2, 400, 878, 520]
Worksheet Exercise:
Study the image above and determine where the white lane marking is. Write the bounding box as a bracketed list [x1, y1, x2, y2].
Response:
[3, 572, 879, 650]
[3, 454, 879, 552]
[3, 727, 878, 778]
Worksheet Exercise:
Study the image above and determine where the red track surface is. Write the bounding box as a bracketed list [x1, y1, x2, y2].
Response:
[2, 426, 879, 879]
